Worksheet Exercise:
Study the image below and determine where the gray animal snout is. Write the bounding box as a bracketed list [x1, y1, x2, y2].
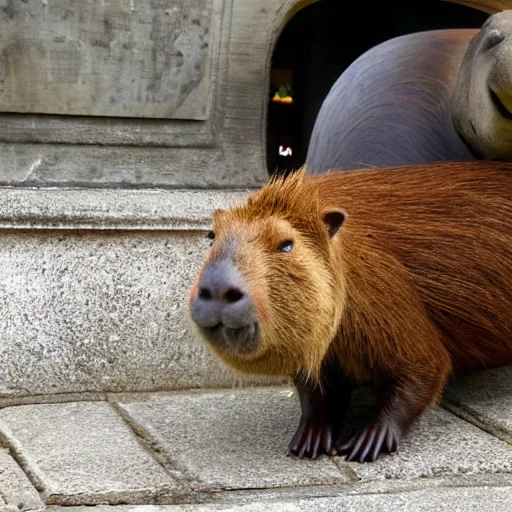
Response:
[190, 259, 259, 354]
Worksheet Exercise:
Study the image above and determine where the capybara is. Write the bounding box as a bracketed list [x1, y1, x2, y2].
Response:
[306, 11, 512, 174]
[189, 161, 512, 463]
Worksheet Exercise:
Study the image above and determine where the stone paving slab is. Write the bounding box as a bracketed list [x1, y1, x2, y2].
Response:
[0, 402, 177, 506]
[48, 485, 512, 511]
[118, 386, 512, 491]
[118, 388, 350, 491]
[444, 367, 512, 442]
[0, 448, 43, 511]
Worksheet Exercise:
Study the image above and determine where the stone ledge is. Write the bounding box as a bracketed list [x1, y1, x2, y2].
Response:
[46, 485, 512, 511]
[0, 187, 253, 231]
[0, 229, 282, 397]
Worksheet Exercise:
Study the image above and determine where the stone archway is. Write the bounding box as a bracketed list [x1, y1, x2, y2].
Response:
[265, 0, 495, 176]
[445, 0, 512, 13]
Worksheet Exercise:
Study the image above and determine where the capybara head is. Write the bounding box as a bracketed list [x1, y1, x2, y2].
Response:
[452, 10, 512, 160]
[189, 170, 347, 379]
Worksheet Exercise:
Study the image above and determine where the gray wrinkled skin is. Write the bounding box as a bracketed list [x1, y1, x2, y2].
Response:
[306, 29, 478, 174]
[306, 12, 512, 175]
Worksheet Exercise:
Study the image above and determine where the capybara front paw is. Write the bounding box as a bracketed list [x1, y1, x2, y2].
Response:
[334, 420, 401, 463]
[288, 415, 333, 459]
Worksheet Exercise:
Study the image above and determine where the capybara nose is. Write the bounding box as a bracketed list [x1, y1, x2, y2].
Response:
[190, 258, 259, 354]
[198, 283, 245, 306]
[191, 258, 257, 329]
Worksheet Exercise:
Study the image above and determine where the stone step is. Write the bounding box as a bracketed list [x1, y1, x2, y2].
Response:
[46, 486, 512, 512]
[0, 187, 286, 398]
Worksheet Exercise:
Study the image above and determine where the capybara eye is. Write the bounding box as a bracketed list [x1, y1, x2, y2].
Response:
[277, 240, 294, 253]
[207, 231, 215, 241]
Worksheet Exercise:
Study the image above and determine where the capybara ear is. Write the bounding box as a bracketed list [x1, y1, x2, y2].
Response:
[322, 210, 346, 238]
[212, 209, 226, 221]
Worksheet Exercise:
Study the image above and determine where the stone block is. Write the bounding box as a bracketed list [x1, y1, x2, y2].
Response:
[444, 367, 512, 442]
[0, 197, 284, 396]
[0, 402, 177, 505]
[117, 387, 349, 491]
[337, 404, 512, 481]
[0, 448, 43, 511]
[0, 0, 213, 120]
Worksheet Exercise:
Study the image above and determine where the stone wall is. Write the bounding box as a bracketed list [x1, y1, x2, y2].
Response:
[0, 0, 318, 189]
[0, 0, 314, 397]
[0, 0, 505, 398]
[0, 187, 288, 398]
[0, 0, 503, 188]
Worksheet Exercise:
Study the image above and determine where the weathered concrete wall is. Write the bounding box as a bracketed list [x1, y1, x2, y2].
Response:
[0, 0, 213, 120]
[0, 0, 506, 398]
[0, 187, 287, 398]
[0, 0, 503, 188]
[0, 0, 319, 188]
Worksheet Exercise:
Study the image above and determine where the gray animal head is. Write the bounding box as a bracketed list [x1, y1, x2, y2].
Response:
[452, 10, 512, 160]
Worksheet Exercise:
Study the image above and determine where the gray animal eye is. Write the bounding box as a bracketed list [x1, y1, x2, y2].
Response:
[483, 29, 505, 51]
[278, 240, 294, 252]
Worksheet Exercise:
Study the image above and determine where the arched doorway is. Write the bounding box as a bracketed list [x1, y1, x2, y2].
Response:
[266, 0, 489, 176]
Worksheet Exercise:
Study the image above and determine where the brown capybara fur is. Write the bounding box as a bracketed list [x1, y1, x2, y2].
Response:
[189, 161, 512, 462]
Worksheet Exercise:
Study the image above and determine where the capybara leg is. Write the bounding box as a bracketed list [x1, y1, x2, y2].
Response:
[336, 370, 448, 463]
[288, 362, 354, 459]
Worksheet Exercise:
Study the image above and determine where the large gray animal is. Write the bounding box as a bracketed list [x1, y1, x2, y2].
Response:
[306, 11, 512, 173]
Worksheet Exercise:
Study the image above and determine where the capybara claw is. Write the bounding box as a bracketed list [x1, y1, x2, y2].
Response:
[336, 421, 401, 463]
[288, 416, 333, 459]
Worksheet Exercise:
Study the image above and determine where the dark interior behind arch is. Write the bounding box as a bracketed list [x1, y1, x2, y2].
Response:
[266, 0, 489, 176]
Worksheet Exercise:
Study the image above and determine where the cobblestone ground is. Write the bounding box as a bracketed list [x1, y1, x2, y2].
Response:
[1, 368, 512, 512]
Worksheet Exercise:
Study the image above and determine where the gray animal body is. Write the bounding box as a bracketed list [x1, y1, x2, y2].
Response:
[306, 29, 479, 174]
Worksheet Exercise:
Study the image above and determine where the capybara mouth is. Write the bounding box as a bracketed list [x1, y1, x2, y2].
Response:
[490, 88, 512, 121]
[199, 322, 260, 355]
